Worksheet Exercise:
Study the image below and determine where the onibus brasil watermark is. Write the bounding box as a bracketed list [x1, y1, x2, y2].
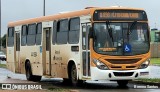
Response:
[134, 85, 159, 89]
[1, 83, 42, 90]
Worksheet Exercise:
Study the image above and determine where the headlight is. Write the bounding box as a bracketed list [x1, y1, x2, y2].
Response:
[138, 59, 150, 69]
[93, 59, 109, 70]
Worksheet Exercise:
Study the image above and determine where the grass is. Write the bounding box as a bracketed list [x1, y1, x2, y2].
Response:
[0, 64, 6, 68]
[47, 87, 70, 92]
[150, 58, 160, 66]
[135, 78, 160, 83]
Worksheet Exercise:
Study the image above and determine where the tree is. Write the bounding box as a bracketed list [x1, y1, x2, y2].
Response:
[1, 34, 6, 48]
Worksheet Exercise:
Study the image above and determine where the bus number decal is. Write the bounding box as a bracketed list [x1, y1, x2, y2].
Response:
[55, 50, 60, 54]
[53, 55, 62, 61]
[31, 52, 37, 57]
[53, 50, 62, 61]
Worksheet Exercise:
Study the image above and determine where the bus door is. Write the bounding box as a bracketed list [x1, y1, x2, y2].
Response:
[43, 28, 51, 75]
[82, 23, 91, 77]
[15, 32, 20, 73]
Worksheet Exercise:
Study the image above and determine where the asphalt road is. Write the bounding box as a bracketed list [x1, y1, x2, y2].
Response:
[0, 67, 160, 92]
[1, 78, 160, 92]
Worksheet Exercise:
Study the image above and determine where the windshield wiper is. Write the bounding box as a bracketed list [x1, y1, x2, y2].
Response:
[128, 21, 137, 35]
[106, 21, 114, 46]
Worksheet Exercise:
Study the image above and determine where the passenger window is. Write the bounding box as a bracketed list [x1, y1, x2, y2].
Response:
[7, 27, 14, 47]
[56, 19, 68, 44]
[36, 23, 42, 45]
[21, 25, 27, 46]
[69, 17, 80, 44]
[52, 21, 57, 45]
[27, 23, 36, 45]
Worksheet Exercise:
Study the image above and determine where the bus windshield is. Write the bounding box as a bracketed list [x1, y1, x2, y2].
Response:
[93, 22, 149, 56]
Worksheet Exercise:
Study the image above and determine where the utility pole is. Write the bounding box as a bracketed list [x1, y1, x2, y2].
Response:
[0, 0, 1, 51]
[44, 0, 45, 16]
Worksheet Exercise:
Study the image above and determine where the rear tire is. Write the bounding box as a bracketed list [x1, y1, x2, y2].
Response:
[63, 78, 71, 84]
[70, 64, 83, 86]
[32, 75, 42, 82]
[117, 80, 128, 87]
[25, 62, 33, 81]
[25, 61, 41, 82]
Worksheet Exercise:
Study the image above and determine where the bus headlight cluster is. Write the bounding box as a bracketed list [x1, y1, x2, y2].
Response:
[138, 59, 150, 69]
[93, 59, 109, 70]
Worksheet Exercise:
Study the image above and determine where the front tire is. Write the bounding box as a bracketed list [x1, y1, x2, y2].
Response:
[117, 80, 128, 87]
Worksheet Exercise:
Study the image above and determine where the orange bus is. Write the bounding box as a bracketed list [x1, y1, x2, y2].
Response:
[7, 6, 150, 86]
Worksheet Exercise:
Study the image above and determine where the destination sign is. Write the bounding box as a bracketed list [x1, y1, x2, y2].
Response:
[99, 12, 139, 19]
[99, 48, 117, 52]
[93, 10, 147, 21]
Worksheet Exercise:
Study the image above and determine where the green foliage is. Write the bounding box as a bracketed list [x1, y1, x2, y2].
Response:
[0, 34, 6, 48]
[151, 58, 160, 66]
[0, 64, 6, 68]
[136, 78, 160, 83]
[48, 87, 69, 92]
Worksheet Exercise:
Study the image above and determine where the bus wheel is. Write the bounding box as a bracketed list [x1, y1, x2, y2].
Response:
[117, 80, 128, 87]
[32, 75, 42, 82]
[25, 62, 33, 81]
[25, 62, 41, 82]
[63, 78, 71, 85]
[70, 64, 83, 86]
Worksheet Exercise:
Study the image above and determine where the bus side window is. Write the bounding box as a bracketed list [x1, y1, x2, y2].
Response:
[7, 27, 14, 47]
[68, 17, 80, 44]
[27, 23, 36, 46]
[36, 23, 42, 45]
[52, 21, 57, 45]
[56, 19, 68, 44]
[8, 27, 13, 37]
[21, 25, 27, 46]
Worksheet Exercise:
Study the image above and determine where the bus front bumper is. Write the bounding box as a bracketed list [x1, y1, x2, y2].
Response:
[90, 66, 150, 81]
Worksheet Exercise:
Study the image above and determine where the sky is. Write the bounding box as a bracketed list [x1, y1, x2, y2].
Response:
[1, 0, 160, 36]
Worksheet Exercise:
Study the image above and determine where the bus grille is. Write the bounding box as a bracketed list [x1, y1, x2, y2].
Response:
[106, 59, 141, 64]
[113, 72, 134, 76]
[126, 66, 136, 68]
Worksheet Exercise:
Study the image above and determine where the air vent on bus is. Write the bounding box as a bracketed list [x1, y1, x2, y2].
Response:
[111, 66, 121, 68]
[106, 59, 141, 64]
[126, 66, 136, 68]
[113, 72, 134, 77]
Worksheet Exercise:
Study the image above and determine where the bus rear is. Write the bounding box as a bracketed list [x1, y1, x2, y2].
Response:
[89, 8, 150, 86]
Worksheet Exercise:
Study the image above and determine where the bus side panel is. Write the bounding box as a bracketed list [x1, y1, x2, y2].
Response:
[20, 46, 43, 76]
[32, 46, 43, 76]
[51, 44, 81, 78]
[51, 45, 68, 78]
[7, 47, 15, 73]
[19, 46, 26, 74]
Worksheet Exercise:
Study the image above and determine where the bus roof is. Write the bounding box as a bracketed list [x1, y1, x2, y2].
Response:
[8, 6, 144, 27]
